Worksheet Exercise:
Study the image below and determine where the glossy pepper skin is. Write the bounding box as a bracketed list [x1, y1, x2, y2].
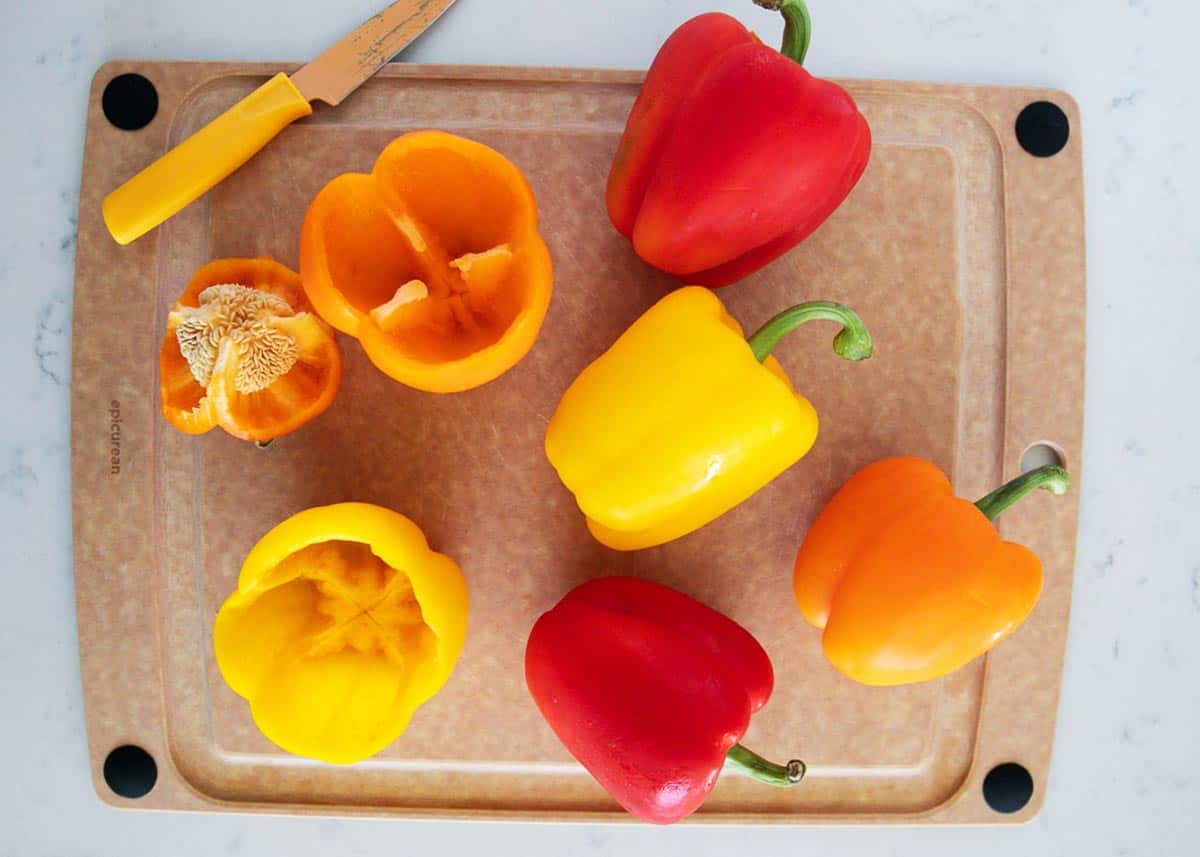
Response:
[300, 130, 553, 392]
[793, 457, 1070, 686]
[525, 577, 804, 824]
[159, 257, 341, 442]
[607, 1, 871, 287]
[545, 286, 871, 551]
[213, 503, 468, 764]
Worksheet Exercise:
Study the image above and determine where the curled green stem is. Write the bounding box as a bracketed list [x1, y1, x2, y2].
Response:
[974, 464, 1070, 522]
[747, 301, 873, 363]
[725, 744, 806, 787]
[753, 0, 812, 65]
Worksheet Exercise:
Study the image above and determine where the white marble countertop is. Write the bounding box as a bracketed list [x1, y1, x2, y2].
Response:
[2, 0, 1197, 854]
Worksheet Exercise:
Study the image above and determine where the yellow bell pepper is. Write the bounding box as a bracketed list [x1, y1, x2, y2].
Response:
[213, 503, 468, 764]
[545, 286, 872, 551]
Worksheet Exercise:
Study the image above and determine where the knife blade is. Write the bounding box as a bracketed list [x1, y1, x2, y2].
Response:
[291, 0, 455, 106]
[102, 0, 458, 245]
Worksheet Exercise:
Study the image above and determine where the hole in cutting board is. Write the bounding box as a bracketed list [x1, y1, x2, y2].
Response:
[983, 762, 1034, 813]
[1020, 441, 1067, 473]
[103, 745, 157, 798]
[102, 73, 158, 131]
[1015, 101, 1069, 157]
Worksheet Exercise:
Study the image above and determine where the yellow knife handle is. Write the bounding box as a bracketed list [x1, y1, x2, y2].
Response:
[102, 72, 312, 245]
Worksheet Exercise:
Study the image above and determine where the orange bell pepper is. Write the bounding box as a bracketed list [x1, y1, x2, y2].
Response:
[159, 257, 341, 442]
[299, 131, 553, 393]
[793, 457, 1070, 686]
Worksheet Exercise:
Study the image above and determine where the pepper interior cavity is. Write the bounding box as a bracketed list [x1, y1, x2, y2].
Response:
[262, 540, 435, 664]
[300, 133, 552, 390]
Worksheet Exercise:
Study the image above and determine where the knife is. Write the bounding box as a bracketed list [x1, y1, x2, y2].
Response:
[102, 0, 458, 245]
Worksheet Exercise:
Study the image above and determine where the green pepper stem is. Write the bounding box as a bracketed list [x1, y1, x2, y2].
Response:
[974, 465, 1070, 522]
[753, 0, 812, 65]
[747, 301, 873, 363]
[725, 744, 806, 787]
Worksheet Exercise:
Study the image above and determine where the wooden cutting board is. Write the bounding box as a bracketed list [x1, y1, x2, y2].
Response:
[71, 62, 1085, 823]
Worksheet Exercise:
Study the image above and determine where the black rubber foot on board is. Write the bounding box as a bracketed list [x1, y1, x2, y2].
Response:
[103, 744, 157, 798]
[983, 762, 1034, 813]
[1015, 101, 1069, 157]
[102, 73, 158, 131]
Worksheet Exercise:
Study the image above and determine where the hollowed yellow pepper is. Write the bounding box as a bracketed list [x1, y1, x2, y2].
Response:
[545, 286, 871, 551]
[213, 503, 468, 764]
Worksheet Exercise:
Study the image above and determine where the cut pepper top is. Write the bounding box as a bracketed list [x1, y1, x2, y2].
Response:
[173, 284, 299, 394]
[300, 131, 553, 392]
[159, 257, 341, 442]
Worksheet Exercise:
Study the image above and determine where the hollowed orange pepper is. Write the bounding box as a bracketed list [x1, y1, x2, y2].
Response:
[793, 457, 1070, 686]
[299, 131, 553, 392]
[158, 257, 341, 442]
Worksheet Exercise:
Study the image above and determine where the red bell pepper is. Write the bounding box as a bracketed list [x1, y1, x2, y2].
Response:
[525, 577, 804, 824]
[607, 0, 871, 287]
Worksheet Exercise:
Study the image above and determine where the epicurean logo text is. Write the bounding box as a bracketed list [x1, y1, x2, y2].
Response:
[109, 400, 122, 475]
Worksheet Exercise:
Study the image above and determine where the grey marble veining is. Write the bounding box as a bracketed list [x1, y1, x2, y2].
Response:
[1, 1, 1198, 855]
